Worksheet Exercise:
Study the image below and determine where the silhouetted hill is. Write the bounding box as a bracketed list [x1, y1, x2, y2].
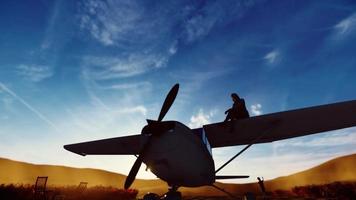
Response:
[264, 153, 356, 190]
[0, 157, 166, 194]
[0, 154, 355, 195]
[181, 154, 356, 196]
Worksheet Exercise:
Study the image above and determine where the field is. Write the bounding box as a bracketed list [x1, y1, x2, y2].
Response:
[0, 184, 138, 200]
[0, 154, 355, 199]
[0, 181, 355, 200]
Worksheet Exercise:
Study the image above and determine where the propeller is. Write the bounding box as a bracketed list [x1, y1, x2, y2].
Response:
[124, 83, 179, 189]
[157, 84, 179, 122]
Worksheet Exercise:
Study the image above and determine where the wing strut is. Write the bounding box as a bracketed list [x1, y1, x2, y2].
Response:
[215, 175, 249, 179]
[215, 121, 279, 174]
[215, 141, 254, 174]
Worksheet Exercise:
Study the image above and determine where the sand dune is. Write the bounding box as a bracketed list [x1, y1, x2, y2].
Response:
[264, 153, 356, 190]
[0, 157, 166, 192]
[182, 154, 356, 196]
[0, 154, 355, 195]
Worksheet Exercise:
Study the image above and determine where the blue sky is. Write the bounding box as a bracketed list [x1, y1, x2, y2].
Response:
[0, 0, 356, 183]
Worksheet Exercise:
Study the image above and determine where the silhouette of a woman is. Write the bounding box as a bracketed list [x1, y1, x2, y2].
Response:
[224, 93, 249, 122]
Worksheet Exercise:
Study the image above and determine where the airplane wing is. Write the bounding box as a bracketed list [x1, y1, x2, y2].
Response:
[201, 100, 356, 148]
[64, 134, 148, 156]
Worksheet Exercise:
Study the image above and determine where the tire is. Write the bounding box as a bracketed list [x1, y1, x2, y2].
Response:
[143, 193, 160, 200]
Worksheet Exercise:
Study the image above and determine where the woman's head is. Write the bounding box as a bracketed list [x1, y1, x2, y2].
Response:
[231, 93, 240, 102]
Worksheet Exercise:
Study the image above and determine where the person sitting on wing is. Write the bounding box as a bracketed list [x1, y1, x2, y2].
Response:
[224, 93, 249, 122]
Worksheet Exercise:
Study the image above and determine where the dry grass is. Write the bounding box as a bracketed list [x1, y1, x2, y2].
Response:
[0, 154, 355, 197]
[0, 184, 138, 200]
[1, 182, 355, 199]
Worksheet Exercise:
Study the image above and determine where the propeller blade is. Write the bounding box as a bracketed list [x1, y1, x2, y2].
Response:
[124, 155, 143, 189]
[125, 83, 179, 189]
[157, 84, 179, 122]
[124, 138, 151, 189]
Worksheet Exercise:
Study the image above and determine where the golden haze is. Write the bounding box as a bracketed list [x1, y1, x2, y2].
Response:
[0, 154, 355, 195]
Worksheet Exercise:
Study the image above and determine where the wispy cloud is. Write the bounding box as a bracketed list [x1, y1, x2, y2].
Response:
[334, 12, 356, 36]
[214, 129, 356, 183]
[264, 49, 280, 64]
[16, 64, 54, 82]
[0, 82, 59, 131]
[1, 96, 14, 111]
[79, 0, 144, 46]
[242, 151, 349, 180]
[78, 0, 177, 83]
[40, 0, 62, 50]
[172, 68, 232, 103]
[250, 103, 262, 116]
[168, 41, 178, 55]
[188, 109, 217, 128]
[82, 54, 167, 80]
[77, 0, 259, 82]
[98, 81, 152, 91]
[273, 129, 356, 148]
[119, 106, 147, 116]
[184, 13, 218, 43]
[73, 69, 152, 136]
[182, 1, 260, 43]
[63, 102, 148, 136]
[79, 0, 260, 46]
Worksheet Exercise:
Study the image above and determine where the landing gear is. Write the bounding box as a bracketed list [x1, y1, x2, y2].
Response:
[143, 192, 160, 200]
[162, 186, 181, 200]
[143, 186, 182, 200]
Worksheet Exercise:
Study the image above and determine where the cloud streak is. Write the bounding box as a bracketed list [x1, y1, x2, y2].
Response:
[82, 54, 167, 80]
[264, 49, 280, 64]
[273, 129, 356, 148]
[79, 0, 144, 46]
[16, 64, 54, 82]
[78, 0, 261, 84]
[334, 12, 356, 36]
[99, 81, 152, 91]
[0, 82, 59, 132]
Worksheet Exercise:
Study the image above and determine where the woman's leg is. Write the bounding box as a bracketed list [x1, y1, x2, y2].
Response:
[224, 112, 232, 122]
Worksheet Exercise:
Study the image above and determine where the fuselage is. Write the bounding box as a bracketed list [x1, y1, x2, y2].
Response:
[142, 121, 215, 187]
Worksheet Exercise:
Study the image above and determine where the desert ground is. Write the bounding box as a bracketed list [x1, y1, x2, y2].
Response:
[0, 154, 355, 199]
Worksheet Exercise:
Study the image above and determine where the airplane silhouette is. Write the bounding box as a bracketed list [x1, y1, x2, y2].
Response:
[64, 83, 356, 200]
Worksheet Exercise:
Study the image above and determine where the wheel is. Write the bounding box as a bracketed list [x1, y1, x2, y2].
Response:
[143, 192, 160, 200]
[162, 191, 181, 200]
[243, 192, 256, 200]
